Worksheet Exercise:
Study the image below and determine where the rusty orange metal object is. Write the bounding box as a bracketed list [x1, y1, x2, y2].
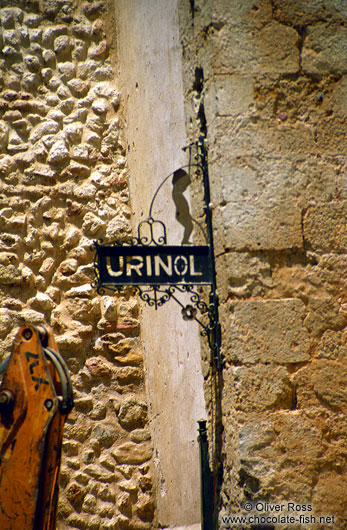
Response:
[0, 325, 73, 530]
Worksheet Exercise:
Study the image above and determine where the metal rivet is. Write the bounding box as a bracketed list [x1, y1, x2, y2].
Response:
[44, 399, 53, 411]
[23, 328, 33, 340]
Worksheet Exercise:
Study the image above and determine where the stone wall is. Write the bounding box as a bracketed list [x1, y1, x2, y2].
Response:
[0, 1, 155, 529]
[179, 0, 347, 528]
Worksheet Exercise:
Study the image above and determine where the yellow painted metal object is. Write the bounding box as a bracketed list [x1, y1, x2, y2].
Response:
[0, 325, 73, 530]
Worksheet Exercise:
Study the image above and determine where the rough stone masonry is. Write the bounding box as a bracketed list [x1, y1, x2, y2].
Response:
[0, 1, 156, 529]
[178, 0, 347, 528]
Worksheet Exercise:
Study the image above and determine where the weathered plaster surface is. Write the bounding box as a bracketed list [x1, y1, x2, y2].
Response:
[115, 1, 206, 527]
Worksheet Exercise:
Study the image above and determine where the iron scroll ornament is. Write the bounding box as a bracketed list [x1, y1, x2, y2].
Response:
[92, 139, 222, 367]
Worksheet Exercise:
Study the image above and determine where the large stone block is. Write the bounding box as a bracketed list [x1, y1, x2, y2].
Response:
[221, 201, 303, 251]
[224, 364, 293, 412]
[225, 299, 310, 364]
[208, 75, 254, 117]
[302, 25, 347, 75]
[333, 75, 347, 117]
[202, 22, 299, 75]
[209, 115, 318, 161]
[294, 359, 347, 411]
[209, 154, 338, 210]
[303, 202, 347, 253]
[216, 252, 272, 300]
[272, 0, 347, 25]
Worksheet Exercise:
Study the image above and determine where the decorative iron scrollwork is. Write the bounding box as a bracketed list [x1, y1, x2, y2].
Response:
[92, 138, 221, 368]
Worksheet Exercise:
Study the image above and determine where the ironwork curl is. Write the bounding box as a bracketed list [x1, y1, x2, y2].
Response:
[91, 138, 221, 368]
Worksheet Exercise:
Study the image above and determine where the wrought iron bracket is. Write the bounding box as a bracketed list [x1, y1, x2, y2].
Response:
[92, 138, 222, 369]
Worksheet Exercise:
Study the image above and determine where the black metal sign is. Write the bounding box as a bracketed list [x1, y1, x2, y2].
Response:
[92, 138, 221, 369]
[95, 243, 212, 287]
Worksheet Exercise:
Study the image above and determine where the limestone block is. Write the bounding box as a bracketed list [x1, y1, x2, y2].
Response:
[118, 492, 132, 516]
[223, 365, 293, 412]
[100, 295, 117, 321]
[131, 429, 151, 443]
[28, 292, 55, 312]
[204, 21, 299, 75]
[116, 367, 142, 385]
[105, 217, 131, 241]
[273, 0, 347, 25]
[85, 356, 113, 379]
[17, 308, 45, 325]
[67, 78, 90, 97]
[112, 442, 152, 465]
[136, 494, 155, 522]
[0, 308, 13, 338]
[91, 423, 119, 447]
[66, 482, 85, 507]
[42, 49, 56, 66]
[82, 212, 104, 237]
[81, 493, 97, 513]
[58, 61, 76, 82]
[0, 263, 22, 285]
[116, 397, 148, 429]
[333, 75, 347, 116]
[303, 202, 347, 253]
[225, 364, 293, 412]
[313, 471, 346, 518]
[24, 14, 42, 28]
[29, 28, 42, 43]
[0, 8, 24, 27]
[63, 440, 79, 456]
[66, 284, 94, 298]
[54, 35, 72, 58]
[303, 25, 347, 75]
[304, 297, 347, 338]
[216, 252, 272, 300]
[82, 2, 106, 18]
[294, 359, 347, 411]
[3, 29, 22, 47]
[0, 154, 15, 175]
[59, 98, 75, 114]
[72, 22, 92, 38]
[73, 182, 97, 200]
[88, 40, 108, 60]
[221, 201, 303, 251]
[57, 84, 71, 99]
[226, 299, 310, 364]
[89, 402, 107, 420]
[47, 140, 69, 164]
[210, 75, 254, 117]
[24, 55, 41, 72]
[84, 465, 116, 483]
[0, 120, 9, 148]
[30, 120, 59, 142]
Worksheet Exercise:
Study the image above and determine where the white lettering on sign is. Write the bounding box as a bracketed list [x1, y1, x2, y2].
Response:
[106, 256, 124, 277]
[154, 255, 172, 276]
[189, 255, 202, 276]
[106, 253, 204, 279]
[173, 256, 188, 276]
[126, 256, 144, 276]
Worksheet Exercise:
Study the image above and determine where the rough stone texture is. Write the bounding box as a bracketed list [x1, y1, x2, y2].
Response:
[178, 0, 347, 528]
[0, 1, 156, 529]
[225, 299, 310, 364]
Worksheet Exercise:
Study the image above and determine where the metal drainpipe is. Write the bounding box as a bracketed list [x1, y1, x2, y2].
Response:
[198, 420, 215, 530]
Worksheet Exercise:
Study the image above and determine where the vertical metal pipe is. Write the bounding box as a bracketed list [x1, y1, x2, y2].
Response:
[198, 137, 222, 370]
[198, 420, 215, 530]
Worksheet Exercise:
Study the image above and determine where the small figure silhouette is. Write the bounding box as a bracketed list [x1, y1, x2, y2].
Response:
[172, 169, 194, 245]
